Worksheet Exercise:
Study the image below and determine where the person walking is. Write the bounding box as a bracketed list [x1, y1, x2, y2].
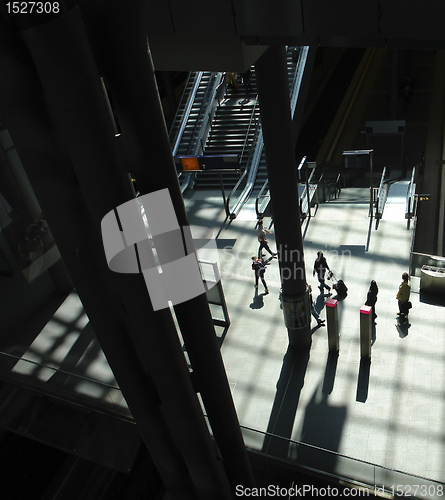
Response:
[365, 280, 378, 322]
[242, 69, 252, 94]
[313, 251, 331, 292]
[396, 272, 411, 319]
[309, 285, 325, 326]
[256, 219, 277, 259]
[251, 256, 269, 294]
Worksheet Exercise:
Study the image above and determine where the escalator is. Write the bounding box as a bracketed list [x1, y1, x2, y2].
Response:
[174, 47, 303, 196]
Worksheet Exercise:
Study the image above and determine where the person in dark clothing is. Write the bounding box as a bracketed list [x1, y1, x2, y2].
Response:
[313, 251, 331, 292]
[242, 70, 252, 94]
[365, 280, 378, 322]
[251, 255, 268, 294]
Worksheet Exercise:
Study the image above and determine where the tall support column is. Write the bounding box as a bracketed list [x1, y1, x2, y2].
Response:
[255, 45, 311, 349]
[0, 22, 197, 500]
[1, 9, 235, 499]
[84, 0, 255, 491]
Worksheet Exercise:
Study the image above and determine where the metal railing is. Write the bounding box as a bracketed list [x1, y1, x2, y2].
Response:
[375, 167, 388, 219]
[169, 71, 203, 156]
[300, 166, 322, 215]
[405, 166, 417, 221]
[239, 96, 259, 166]
[226, 120, 264, 218]
[237, 424, 445, 500]
[0, 351, 131, 420]
[172, 72, 225, 192]
[187, 72, 224, 156]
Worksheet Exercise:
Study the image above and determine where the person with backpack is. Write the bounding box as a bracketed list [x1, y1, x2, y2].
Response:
[251, 255, 269, 294]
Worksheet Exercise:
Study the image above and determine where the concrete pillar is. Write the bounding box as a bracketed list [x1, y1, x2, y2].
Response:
[84, 1, 255, 492]
[0, 10, 235, 500]
[255, 45, 311, 349]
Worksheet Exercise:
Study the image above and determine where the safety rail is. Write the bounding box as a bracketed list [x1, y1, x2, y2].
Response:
[186, 72, 224, 157]
[289, 46, 309, 117]
[405, 166, 417, 221]
[226, 120, 264, 218]
[175, 72, 225, 192]
[235, 423, 444, 500]
[226, 46, 309, 219]
[169, 71, 203, 156]
[300, 166, 322, 215]
[375, 167, 388, 219]
[255, 178, 270, 218]
[0, 350, 131, 420]
[239, 96, 260, 166]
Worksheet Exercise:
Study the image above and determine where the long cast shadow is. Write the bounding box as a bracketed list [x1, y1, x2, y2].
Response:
[294, 389, 347, 475]
[261, 346, 310, 460]
[356, 357, 371, 402]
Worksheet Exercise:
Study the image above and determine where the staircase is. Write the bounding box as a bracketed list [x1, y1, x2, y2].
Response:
[192, 71, 260, 190]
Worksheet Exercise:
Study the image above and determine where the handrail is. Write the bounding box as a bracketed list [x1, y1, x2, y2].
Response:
[239, 96, 259, 165]
[226, 121, 264, 217]
[405, 166, 416, 220]
[0, 351, 132, 421]
[176, 72, 224, 193]
[375, 167, 388, 218]
[289, 46, 309, 119]
[192, 72, 225, 157]
[234, 422, 444, 500]
[171, 71, 203, 156]
[184, 72, 221, 156]
[255, 178, 270, 218]
[168, 71, 193, 139]
[300, 165, 320, 214]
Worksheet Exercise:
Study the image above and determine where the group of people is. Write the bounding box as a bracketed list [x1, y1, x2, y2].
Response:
[251, 219, 277, 295]
[226, 70, 253, 94]
[250, 221, 412, 326]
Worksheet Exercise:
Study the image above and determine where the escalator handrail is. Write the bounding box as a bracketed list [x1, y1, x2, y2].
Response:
[405, 166, 416, 218]
[227, 121, 264, 217]
[192, 72, 225, 157]
[169, 71, 193, 140]
[240, 95, 259, 165]
[171, 71, 204, 156]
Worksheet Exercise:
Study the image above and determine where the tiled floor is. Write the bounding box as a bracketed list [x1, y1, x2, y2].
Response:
[184, 183, 445, 491]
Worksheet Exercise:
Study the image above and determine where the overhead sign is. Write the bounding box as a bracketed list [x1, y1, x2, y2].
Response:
[175, 154, 239, 172]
